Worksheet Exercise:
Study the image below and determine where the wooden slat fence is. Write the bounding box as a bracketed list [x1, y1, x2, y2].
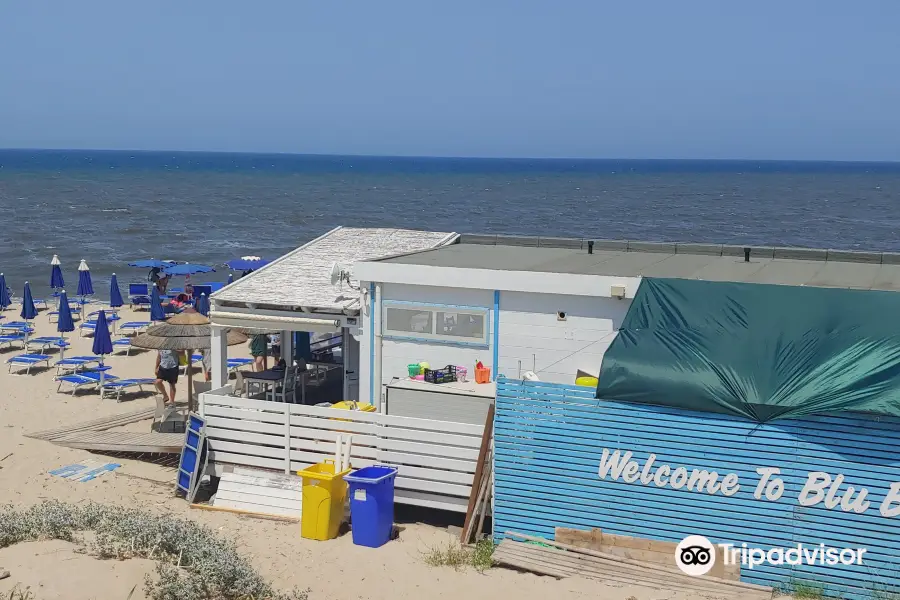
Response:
[200, 393, 484, 513]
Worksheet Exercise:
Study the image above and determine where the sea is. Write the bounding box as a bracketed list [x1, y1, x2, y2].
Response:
[1, 149, 899, 297]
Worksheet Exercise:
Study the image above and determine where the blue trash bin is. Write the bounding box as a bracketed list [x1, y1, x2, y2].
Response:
[344, 465, 398, 548]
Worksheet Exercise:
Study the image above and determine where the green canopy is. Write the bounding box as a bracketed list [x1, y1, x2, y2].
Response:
[596, 277, 900, 422]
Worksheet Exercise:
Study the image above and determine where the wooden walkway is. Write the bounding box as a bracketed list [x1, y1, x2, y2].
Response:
[50, 430, 184, 454]
[25, 407, 157, 441]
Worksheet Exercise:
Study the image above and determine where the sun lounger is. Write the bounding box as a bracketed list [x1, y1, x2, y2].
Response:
[26, 336, 70, 354]
[112, 338, 132, 355]
[128, 284, 151, 309]
[47, 311, 82, 324]
[227, 357, 254, 372]
[119, 321, 150, 335]
[0, 333, 28, 349]
[55, 370, 119, 395]
[33, 298, 48, 310]
[7, 353, 52, 374]
[54, 356, 102, 375]
[0, 321, 34, 332]
[102, 378, 157, 402]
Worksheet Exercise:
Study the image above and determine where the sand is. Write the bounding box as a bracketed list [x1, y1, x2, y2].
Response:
[0, 304, 733, 600]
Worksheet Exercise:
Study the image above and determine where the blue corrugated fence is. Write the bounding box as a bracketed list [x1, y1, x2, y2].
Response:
[493, 377, 900, 598]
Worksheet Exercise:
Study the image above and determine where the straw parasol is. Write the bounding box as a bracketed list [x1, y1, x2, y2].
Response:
[130, 309, 247, 412]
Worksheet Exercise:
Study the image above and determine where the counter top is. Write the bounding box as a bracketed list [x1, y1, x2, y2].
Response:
[385, 377, 496, 399]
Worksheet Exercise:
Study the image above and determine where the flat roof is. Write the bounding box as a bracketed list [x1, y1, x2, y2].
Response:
[213, 227, 454, 312]
[377, 237, 900, 292]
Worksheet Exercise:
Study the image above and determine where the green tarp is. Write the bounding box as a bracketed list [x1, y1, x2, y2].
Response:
[596, 277, 900, 422]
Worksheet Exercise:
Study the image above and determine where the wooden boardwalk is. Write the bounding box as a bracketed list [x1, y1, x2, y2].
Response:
[50, 430, 184, 454]
[25, 407, 157, 441]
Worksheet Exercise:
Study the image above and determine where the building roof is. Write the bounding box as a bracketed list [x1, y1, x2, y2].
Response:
[213, 227, 455, 312]
[376, 235, 900, 292]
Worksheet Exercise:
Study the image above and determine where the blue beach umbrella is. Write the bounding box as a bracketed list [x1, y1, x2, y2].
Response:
[21, 282, 37, 321]
[224, 257, 271, 272]
[56, 290, 75, 359]
[50, 255, 65, 290]
[0, 273, 10, 310]
[109, 273, 124, 308]
[77, 259, 94, 297]
[227, 273, 234, 284]
[92, 309, 113, 394]
[150, 285, 166, 322]
[196, 294, 210, 317]
[163, 263, 215, 276]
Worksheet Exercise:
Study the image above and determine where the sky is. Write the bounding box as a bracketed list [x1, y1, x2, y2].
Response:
[1, 1, 899, 161]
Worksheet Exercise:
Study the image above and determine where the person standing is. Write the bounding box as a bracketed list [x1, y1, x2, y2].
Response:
[250, 334, 268, 372]
[155, 348, 180, 406]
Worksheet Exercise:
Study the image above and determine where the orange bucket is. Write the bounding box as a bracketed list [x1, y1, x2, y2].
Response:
[475, 366, 491, 384]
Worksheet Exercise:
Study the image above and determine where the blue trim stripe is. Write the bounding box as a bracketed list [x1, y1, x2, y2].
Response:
[492, 290, 500, 381]
[368, 283, 375, 405]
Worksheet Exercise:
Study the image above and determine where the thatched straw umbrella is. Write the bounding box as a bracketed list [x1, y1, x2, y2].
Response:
[130, 309, 247, 412]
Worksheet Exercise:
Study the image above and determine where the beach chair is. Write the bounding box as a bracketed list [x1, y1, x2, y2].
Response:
[0, 332, 28, 350]
[54, 356, 103, 375]
[32, 298, 48, 310]
[55, 371, 119, 395]
[227, 357, 254, 374]
[128, 283, 151, 309]
[0, 321, 34, 333]
[119, 321, 150, 335]
[25, 336, 70, 354]
[102, 378, 157, 402]
[79, 313, 119, 337]
[7, 353, 52, 374]
[112, 338, 132, 355]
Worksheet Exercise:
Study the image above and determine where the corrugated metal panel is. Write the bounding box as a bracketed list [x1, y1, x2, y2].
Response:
[494, 378, 900, 599]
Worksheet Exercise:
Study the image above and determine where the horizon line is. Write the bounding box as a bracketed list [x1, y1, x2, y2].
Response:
[1, 147, 899, 166]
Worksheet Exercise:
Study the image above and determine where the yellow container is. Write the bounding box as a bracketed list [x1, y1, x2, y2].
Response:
[575, 376, 599, 387]
[331, 401, 376, 413]
[298, 460, 352, 541]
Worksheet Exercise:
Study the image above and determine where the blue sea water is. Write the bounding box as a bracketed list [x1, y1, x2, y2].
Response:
[1, 149, 899, 296]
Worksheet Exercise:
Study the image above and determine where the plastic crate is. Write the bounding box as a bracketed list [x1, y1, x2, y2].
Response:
[424, 364, 457, 384]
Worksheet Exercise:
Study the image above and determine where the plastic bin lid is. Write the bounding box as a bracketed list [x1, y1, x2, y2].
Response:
[344, 465, 398, 484]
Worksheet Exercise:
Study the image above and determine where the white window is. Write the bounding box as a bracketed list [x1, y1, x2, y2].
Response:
[382, 302, 490, 345]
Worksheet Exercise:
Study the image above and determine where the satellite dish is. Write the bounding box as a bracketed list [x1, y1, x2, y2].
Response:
[330, 262, 344, 287]
[329, 262, 358, 290]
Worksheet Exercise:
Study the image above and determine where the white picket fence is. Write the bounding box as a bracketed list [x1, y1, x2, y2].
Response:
[199, 392, 485, 513]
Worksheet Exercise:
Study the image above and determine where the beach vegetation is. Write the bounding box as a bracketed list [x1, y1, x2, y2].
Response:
[423, 538, 495, 572]
[0, 500, 307, 600]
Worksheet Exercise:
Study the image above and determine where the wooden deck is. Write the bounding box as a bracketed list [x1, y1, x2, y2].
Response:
[50, 430, 184, 454]
[25, 407, 157, 441]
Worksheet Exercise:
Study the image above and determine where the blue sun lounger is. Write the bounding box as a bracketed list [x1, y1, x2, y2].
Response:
[227, 357, 253, 372]
[119, 321, 150, 335]
[0, 333, 28, 350]
[26, 336, 70, 354]
[128, 284, 151, 309]
[48, 310, 81, 324]
[0, 321, 34, 333]
[54, 356, 103, 375]
[102, 378, 157, 402]
[55, 371, 119, 395]
[112, 338, 132, 355]
[7, 353, 52, 374]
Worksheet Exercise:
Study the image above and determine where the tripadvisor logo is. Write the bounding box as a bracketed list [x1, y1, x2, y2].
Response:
[675, 535, 867, 576]
[675, 535, 716, 576]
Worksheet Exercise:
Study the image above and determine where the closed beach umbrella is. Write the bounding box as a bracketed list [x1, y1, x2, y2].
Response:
[0, 273, 10, 310]
[150, 285, 166, 322]
[109, 273, 124, 308]
[131, 310, 247, 412]
[227, 273, 234, 284]
[77, 260, 94, 297]
[50, 255, 65, 290]
[56, 290, 75, 360]
[21, 282, 37, 321]
[196, 294, 210, 317]
[92, 309, 113, 393]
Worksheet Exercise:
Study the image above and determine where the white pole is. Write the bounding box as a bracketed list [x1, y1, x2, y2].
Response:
[210, 325, 227, 389]
[342, 327, 350, 401]
[373, 283, 383, 411]
[98, 358, 105, 399]
[342, 435, 352, 471]
[334, 434, 343, 472]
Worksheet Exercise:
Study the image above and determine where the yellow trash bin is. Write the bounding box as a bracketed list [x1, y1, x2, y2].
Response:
[298, 460, 352, 541]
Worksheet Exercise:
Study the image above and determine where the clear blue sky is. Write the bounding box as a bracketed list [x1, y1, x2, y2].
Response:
[1, 1, 898, 161]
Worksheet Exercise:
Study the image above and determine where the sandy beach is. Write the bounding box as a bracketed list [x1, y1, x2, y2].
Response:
[0, 304, 736, 600]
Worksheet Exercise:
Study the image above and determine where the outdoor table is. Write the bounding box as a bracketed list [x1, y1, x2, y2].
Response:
[242, 368, 307, 403]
